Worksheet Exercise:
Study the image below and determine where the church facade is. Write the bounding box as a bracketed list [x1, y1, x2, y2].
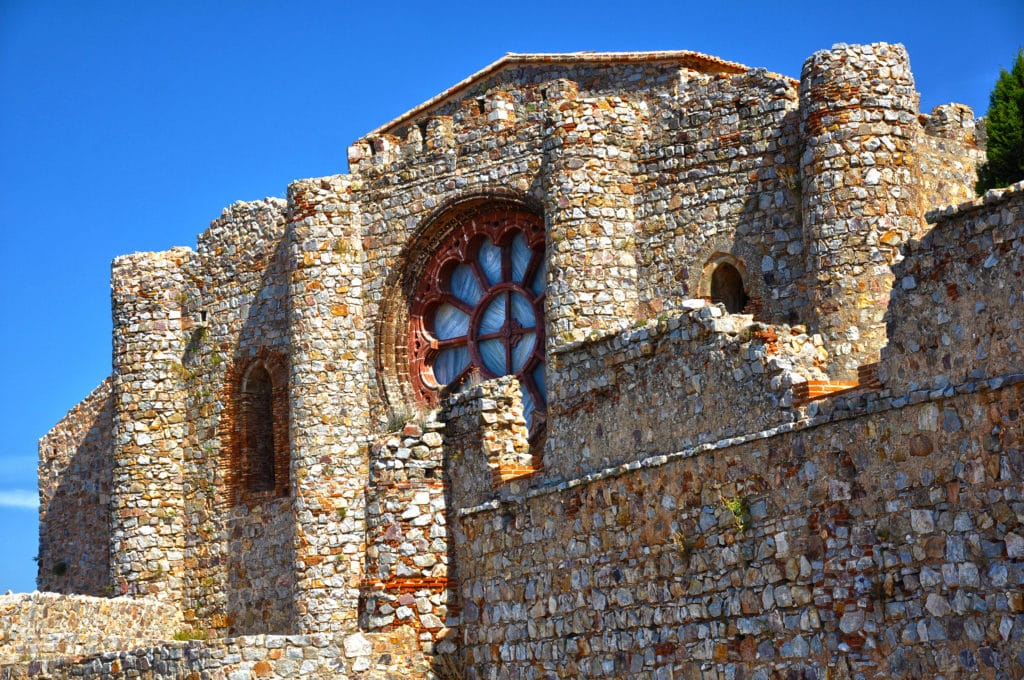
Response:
[18, 43, 1024, 679]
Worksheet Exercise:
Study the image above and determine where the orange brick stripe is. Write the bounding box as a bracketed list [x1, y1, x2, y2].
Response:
[495, 464, 542, 484]
[371, 480, 446, 490]
[793, 380, 859, 406]
[792, 361, 884, 406]
[360, 577, 451, 593]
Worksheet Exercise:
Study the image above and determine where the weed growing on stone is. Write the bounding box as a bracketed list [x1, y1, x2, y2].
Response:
[720, 495, 750, 532]
[671, 528, 691, 557]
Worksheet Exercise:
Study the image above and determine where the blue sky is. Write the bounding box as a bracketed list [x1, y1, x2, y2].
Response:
[1, 1, 1021, 594]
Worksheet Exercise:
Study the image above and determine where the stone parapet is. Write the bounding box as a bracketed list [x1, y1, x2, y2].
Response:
[453, 372, 1024, 678]
[1, 629, 428, 679]
[0, 593, 180, 663]
[544, 303, 825, 480]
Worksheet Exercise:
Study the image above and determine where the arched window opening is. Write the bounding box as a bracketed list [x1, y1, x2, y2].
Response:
[710, 263, 748, 314]
[241, 365, 275, 493]
[409, 206, 547, 439]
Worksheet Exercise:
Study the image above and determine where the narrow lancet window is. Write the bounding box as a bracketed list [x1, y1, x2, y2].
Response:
[241, 365, 275, 492]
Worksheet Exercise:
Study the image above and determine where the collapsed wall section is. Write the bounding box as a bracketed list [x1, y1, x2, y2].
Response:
[37, 379, 114, 596]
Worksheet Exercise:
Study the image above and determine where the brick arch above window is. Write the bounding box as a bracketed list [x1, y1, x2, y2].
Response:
[698, 253, 751, 315]
[223, 350, 290, 504]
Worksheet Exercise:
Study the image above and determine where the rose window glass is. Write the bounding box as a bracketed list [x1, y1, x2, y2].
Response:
[410, 212, 546, 433]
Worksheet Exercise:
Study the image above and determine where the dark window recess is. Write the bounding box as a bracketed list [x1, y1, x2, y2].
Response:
[710, 263, 748, 314]
[241, 366, 275, 492]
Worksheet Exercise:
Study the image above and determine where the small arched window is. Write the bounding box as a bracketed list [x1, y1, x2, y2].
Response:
[241, 365, 275, 492]
[710, 262, 748, 314]
[227, 352, 289, 503]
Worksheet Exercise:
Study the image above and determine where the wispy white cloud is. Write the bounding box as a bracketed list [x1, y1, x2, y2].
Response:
[0, 490, 39, 510]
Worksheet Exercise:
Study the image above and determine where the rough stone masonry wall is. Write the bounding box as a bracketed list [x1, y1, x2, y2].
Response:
[286, 176, 371, 634]
[453, 378, 1024, 680]
[449, 177, 1024, 680]
[880, 182, 1024, 395]
[354, 72, 554, 420]
[37, 379, 113, 596]
[176, 198, 295, 637]
[1, 629, 428, 680]
[351, 59, 723, 421]
[918, 103, 984, 211]
[443, 375, 534, 509]
[635, 68, 804, 324]
[542, 84, 643, 352]
[544, 303, 825, 481]
[0, 593, 180, 664]
[362, 417, 452, 651]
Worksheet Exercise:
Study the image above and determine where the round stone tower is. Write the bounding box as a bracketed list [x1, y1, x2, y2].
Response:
[799, 43, 923, 379]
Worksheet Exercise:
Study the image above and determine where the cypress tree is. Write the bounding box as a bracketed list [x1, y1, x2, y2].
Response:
[977, 49, 1024, 194]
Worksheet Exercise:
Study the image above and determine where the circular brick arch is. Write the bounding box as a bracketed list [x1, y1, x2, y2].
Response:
[377, 196, 546, 428]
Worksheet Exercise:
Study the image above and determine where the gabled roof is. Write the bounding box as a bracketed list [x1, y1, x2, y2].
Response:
[363, 50, 754, 139]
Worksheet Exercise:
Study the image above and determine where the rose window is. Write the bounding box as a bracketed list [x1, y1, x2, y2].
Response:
[409, 210, 546, 433]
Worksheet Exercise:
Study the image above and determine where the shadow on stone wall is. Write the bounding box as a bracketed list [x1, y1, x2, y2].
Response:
[223, 233, 298, 635]
[38, 386, 113, 597]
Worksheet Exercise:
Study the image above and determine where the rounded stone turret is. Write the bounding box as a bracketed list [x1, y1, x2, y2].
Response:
[799, 43, 923, 378]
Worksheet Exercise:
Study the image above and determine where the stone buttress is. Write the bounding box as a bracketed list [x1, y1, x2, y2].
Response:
[542, 79, 642, 355]
[109, 248, 191, 604]
[286, 176, 370, 634]
[799, 43, 923, 379]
